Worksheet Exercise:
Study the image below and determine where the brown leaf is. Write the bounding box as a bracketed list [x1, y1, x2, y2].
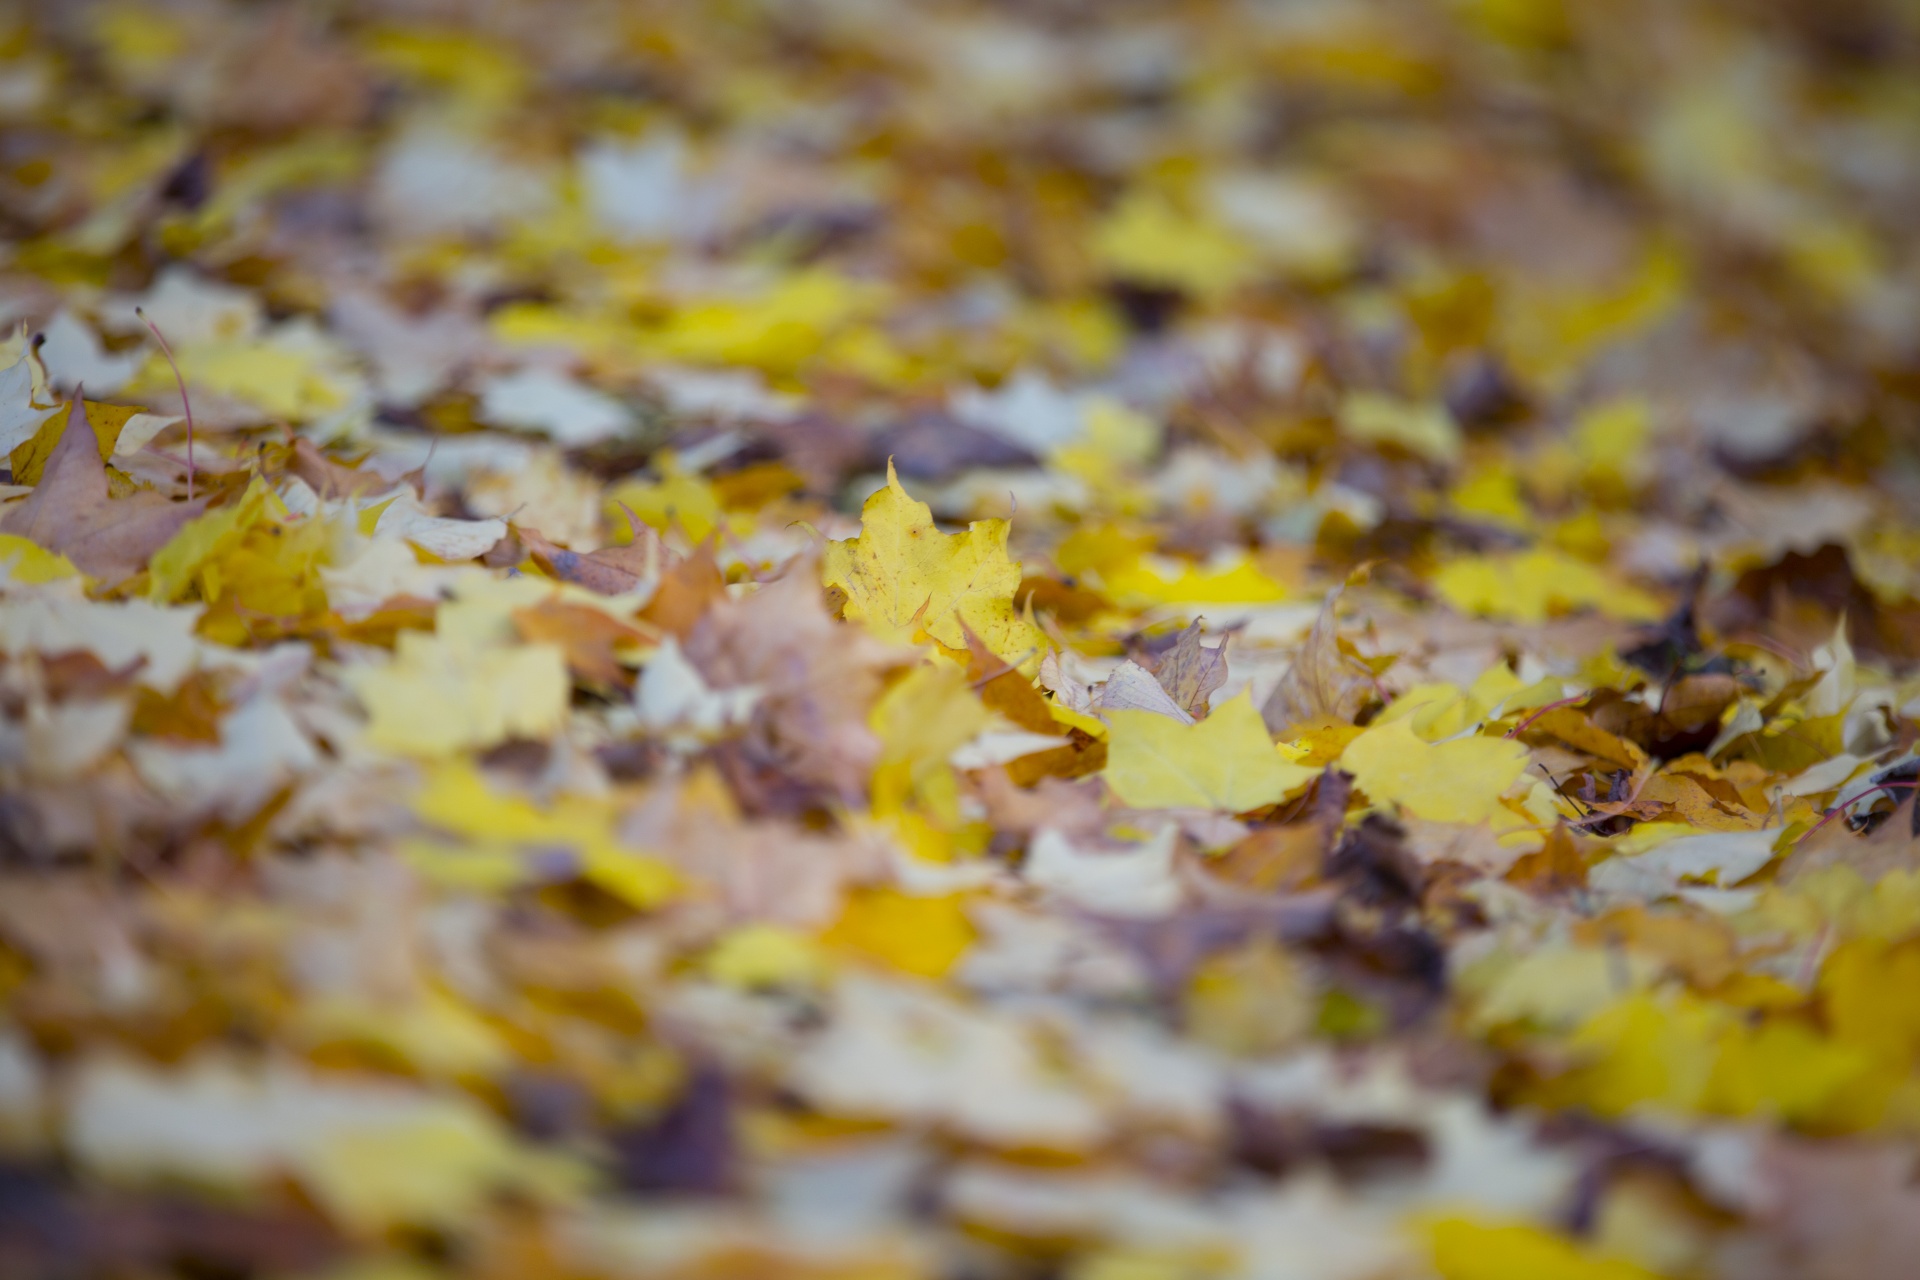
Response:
[521, 507, 660, 596]
[1208, 822, 1326, 895]
[1260, 588, 1374, 735]
[1145, 620, 1230, 719]
[287, 436, 386, 499]
[963, 626, 1061, 736]
[1504, 822, 1591, 894]
[622, 774, 889, 925]
[0, 399, 204, 583]
[1591, 675, 1740, 761]
[1715, 1139, 1920, 1280]
[1518, 706, 1647, 770]
[685, 564, 909, 800]
[1004, 733, 1107, 786]
[511, 599, 651, 689]
[639, 541, 728, 637]
[203, 4, 371, 135]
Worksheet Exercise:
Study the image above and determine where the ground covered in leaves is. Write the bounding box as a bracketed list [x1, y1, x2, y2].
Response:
[3, 1, 1920, 1278]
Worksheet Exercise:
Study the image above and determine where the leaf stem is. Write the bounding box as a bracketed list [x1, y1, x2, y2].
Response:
[134, 306, 193, 500]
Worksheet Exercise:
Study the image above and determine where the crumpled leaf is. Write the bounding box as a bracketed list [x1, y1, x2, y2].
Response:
[1261, 588, 1375, 734]
[1094, 659, 1193, 723]
[687, 565, 908, 799]
[1146, 620, 1230, 719]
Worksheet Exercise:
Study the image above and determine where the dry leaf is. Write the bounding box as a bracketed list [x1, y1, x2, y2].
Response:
[0, 400, 205, 583]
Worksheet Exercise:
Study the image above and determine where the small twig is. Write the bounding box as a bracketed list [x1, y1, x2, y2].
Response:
[1535, 763, 1590, 818]
[134, 307, 194, 499]
[1795, 779, 1920, 848]
[969, 647, 1040, 688]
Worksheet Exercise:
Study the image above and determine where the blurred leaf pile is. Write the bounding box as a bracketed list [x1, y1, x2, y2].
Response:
[3, 1, 1920, 1278]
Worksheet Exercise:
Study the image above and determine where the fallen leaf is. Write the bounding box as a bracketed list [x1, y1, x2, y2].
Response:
[1105, 692, 1318, 812]
[823, 459, 1045, 662]
[512, 597, 648, 688]
[1261, 588, 1375, 734]
[346, 632, 570, 756]
[1339, 718, 1529, 826]
[1145, 620, 1230, 719]
[0, 399, 205, 583]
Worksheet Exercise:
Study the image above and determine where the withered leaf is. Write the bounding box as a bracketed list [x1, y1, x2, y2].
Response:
[511, 598, 651, 689]
[287, 436, 387, 499]
[520, 517, 659, 595]
[1144, 619, 1230, 719]
[638, 541, 728, 637]
[0, 399, 204, 583]
[1260, 588, 1375, 735]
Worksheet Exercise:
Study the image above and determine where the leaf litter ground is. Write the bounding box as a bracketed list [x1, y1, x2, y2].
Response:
[2, 2, 1920, 1279]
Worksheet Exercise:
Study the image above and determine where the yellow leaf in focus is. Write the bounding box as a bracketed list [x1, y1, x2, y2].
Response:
[148, 481, 273, 603]
[150, 482, 334, 641]
[1341, 718, 1528, 825]
[1427, 1217, 1663, 1280]
[822, 887, 975, 978]
[823, 460, 1044, 662]
[1105, 693, 1318, 812]
[1433, 547, 1661, 624]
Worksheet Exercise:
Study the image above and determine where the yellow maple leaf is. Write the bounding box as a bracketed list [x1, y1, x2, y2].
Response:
[823, 459, 1044, 662]
[1432, 547, 1661, 624]
[10, 400, 143, 486]
[1105, 693, 1318, 812]
[1340, 717, 1528, 824]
